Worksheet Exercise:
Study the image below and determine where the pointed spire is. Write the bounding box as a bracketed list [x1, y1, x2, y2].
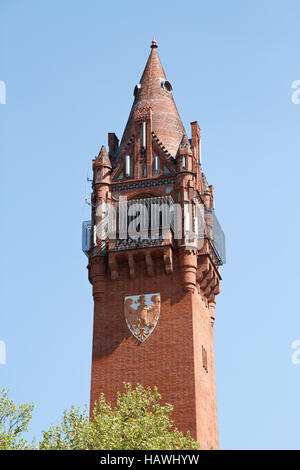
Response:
[97, 145, 112, 168]
[117, 40, 186, 159]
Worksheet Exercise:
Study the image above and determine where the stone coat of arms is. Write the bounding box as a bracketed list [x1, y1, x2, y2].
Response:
[124, 293, 161, 342]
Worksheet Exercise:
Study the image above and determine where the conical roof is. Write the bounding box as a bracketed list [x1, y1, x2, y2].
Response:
[117, 40, 186, 159]
[97, 145, 111, 167]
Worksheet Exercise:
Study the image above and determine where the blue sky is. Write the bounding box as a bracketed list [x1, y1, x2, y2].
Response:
[1, 0, 300, 450]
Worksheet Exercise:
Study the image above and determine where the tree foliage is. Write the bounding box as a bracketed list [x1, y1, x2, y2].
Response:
[0, 389, 34, 450]
[40, 383, 199, 450]
[1, 384, 199, 450]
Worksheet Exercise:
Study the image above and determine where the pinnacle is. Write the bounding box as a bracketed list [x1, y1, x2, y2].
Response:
[98, 145, 112, 167]
[180, 134, 191, 148]
[177, 133, 193, 157]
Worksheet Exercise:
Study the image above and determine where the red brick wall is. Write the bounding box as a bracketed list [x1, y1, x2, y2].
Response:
[89, 254, 218, 449]
[192, 293, 219, 449]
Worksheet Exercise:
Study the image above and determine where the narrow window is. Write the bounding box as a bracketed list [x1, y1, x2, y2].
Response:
[184, 202, 190, 232]
[130, 156, 134, 177]
[125, 155, 130, 177]
[153, 154, 160, 174]
[182, 155, 186, 169]
[97, 169, 101, 181]
[125, 155, 133, 178]
[93, 224, 97, 246]
[140, 162, 147, 178]
[141, 122, 146, 149]
[94, 203, 98, 225]
[142, 122, 147, 149]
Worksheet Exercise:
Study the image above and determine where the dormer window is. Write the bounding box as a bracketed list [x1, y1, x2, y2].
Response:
[134, 83, 141, 97]
[160, 79, 173, 93]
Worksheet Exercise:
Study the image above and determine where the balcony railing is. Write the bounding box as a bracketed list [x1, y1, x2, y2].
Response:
[82, 197, 226, 265]
[204, 208, 226, 265]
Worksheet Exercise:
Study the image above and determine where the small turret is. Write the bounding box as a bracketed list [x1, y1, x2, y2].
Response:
[93, 145, 112, 184]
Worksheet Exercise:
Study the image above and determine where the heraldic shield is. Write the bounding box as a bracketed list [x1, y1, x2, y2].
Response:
[124, 293, 161, 342]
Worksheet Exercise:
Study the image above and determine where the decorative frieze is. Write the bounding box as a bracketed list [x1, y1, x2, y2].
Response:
[111, 177, 176, 193]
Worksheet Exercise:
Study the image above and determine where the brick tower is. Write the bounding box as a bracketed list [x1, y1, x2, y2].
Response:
[83, 40, 225, 450]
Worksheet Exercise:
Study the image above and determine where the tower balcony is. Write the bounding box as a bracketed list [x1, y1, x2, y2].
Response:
[82, 197, 225, 266]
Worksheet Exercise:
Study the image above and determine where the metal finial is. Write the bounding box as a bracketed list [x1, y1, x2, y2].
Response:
[151, 38, 158, 49]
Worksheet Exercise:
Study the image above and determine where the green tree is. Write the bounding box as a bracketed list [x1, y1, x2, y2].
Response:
[39, 383, 199, 450]
[0, 389, 34, 450]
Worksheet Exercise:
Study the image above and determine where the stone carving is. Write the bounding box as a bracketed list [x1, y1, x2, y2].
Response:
[124, 293, 160, 342]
